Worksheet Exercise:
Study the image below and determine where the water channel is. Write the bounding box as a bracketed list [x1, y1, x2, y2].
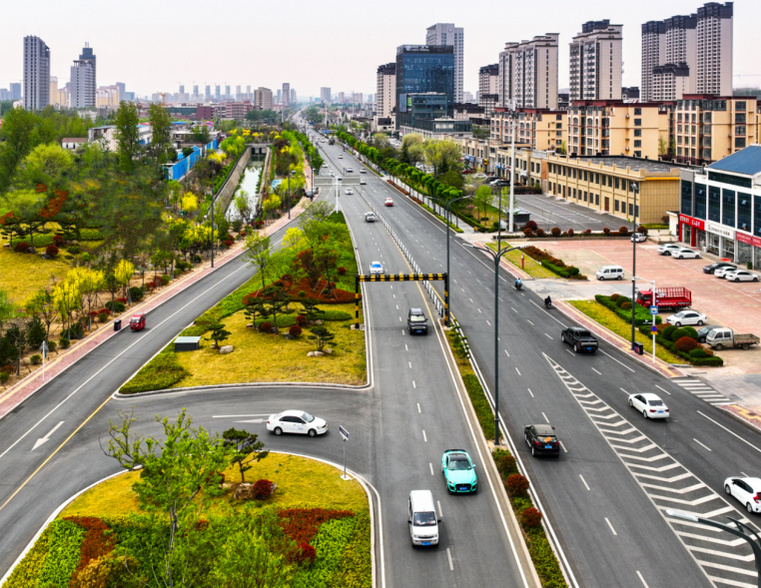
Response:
[225, 156, 264, 222]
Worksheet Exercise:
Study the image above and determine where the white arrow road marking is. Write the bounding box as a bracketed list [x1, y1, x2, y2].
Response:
[33, 421, 64, 451]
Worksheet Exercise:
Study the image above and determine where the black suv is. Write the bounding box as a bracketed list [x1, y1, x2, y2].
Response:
[524, 424, 560, 457]
[561, 326, 598, 353]
[407, 308, 429, 335]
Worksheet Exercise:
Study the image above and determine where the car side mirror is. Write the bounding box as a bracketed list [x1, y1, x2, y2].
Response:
[437, 518, 442, 524]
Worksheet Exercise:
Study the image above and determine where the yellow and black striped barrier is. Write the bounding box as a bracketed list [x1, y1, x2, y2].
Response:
[354, 273, 449, 328]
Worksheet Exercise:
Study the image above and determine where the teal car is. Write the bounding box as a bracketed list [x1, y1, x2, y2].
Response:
[441, 449, 478, 494]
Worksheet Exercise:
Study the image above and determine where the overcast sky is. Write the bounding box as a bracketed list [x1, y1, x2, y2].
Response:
[2, 0, 758, 99]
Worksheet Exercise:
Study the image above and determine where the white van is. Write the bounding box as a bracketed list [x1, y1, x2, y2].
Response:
[408, 490, 440, 547]
[596, 265, 624, 281]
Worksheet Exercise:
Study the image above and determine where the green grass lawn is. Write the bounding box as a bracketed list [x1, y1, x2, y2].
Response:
[0, 245, 70, 305]
[486, 242, 557, 279]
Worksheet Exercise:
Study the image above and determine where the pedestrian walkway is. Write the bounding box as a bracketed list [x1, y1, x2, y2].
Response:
[0, 199, 309, 420]
[671, 377, 732, 405]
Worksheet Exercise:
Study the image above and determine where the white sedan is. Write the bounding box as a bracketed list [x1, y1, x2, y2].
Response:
[666, 310, 707, 327]
[724, 476, 761, 513]
[369, 261, 383, 275]
[628, 393, 670, 419]
[724, 269, 760, 282]
[671, 247, 701, 259]
[266, 410, 328, 437]
[657, 243, 683, 255]
[714, 265, 738, 278]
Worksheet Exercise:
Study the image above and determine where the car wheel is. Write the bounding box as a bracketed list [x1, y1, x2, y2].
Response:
[697, 320, 704, 326]
[715, 343, 724, 350]
[675, 322, 682, 327]
[725, 484, 732, 495]
[531, 445, 536, 457]
[617, 275, 623, 280]
[574, 343, 579, 353]
[628, 398, 633, 407]
[754, 277, 759, 282]
[748, 503, 754, 513]
[273, 427, 283, 436]
[643, 410, 648, 419]
[743, 343, 750, 350]
[308, 429, 317, 437]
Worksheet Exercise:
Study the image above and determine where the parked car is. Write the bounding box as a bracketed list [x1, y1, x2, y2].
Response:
[657, 243, 683, 256]
[524, 424, 560, 457]
[384, 197, 394, 207]
[705, 327, 759, 350]
[714, 265, 739, 278]
[364, 212, 376, 223]
[369, 261, 383, 275]
[596, 265, 624, 281]
[266, 410, 328, 437]
[560, 326, 599, 353]
[666, 310, 706, 327]
[724, 476, 761, 513]
[671, 247, 701, 259]
[703, 261, 737, 274]
[407, 308, 429, 335]
[723, 269, 760, 282]
[696, 325, 722, 343]
[628, 393, 669, 419]
[441, 449, 478, 494]
[631, 232, 647, 243]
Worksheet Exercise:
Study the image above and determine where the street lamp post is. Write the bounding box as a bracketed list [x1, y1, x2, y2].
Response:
[630, 181, 640, 349]
[431, 194, 470, 326]
[210, 184, 218, 268]
[666, 509, 761, 588]
[634, 276, 657, 363]
[468, 243, 525, 446]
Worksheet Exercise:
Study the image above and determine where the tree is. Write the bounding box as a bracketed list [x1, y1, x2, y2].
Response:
[0, 107, 37, 191]
[113, 101, 141, 171]
[222, 428, 269, 483]
[244, 232, 272, 291]
[147, 103, 174, 166]
[16, 142, 74, 188]
[400, 134, 425, 167]
[26, 287, 58, 340]
[308, 325, 335, 352]
[424, 138, 462, 178]
[260, 284, 291, 332]
[114, 259, 135, 300]
[105, 409, 234, 587]
[206, 322, 231, 349]
[473, 185, 493, 220]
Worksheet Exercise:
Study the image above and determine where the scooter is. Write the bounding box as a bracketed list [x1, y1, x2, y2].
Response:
[544, 298, 553, 309]
[514, 280, 523, 291]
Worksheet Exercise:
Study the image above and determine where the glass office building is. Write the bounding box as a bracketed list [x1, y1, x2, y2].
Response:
[395, 45, 454, 129]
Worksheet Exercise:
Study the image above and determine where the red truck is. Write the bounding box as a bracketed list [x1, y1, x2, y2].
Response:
[635, 287, 691, 310]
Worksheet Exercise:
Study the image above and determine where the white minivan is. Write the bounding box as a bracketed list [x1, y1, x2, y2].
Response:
[408, 490, 440, 547]
[596, 265, 624, 281]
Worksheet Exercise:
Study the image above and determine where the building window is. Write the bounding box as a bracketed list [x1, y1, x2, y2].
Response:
[695, 184, 706, 219]
[754, 195, 761, 238]
[708, 185, 721, 222]
[634, 140, 641, 148]
[615, 200, 620, 212]
[738, 192, 752, 232]
[634, 118, 642, 126]
[634, 129, 642, 137]
[735, 137, 747, 149]
[722, 189, 736, 227]
[680, 179, 693, 216]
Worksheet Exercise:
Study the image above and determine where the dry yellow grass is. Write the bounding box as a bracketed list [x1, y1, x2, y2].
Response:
[60, 453, 367, 519]
[0, 245, 70, 304]
[174, 303, 366, 387]
[486, 242, 556, 279]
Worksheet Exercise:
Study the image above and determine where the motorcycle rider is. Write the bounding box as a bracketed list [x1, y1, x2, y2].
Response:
[515, 278, 522, 289]
[545, 295, 552, 308]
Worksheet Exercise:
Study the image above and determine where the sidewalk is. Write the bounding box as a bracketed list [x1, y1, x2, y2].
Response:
[0, 201, 308, 420]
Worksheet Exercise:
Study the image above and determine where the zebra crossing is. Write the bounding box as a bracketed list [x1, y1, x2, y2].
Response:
[672, 377, 732, 405]
[546, 353, 757, 588]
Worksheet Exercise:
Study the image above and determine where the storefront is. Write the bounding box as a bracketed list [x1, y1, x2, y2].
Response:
[736, 232, 761, 269]
[678, 213, 705, 249]
[705, 221, 735, 259]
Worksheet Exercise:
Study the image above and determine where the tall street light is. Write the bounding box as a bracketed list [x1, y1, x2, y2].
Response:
[431, 194, 470, 326]
[666, 509, 761, 588]
[468, 242, 526, 446]
[629, 181, 640, 349]
[210, 174, 218, 268]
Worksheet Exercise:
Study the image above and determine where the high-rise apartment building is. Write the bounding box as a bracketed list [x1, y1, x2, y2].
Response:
[291, 88, 297, 104]
[498, 34, 559, 110]
[225, 85, 231, 99]
[376, 63, 396, 120]
[23, 35, 50, 110]
[396, 45, 454, 129]
[179, 84, 185, 95]
[641, 3, 733, 102]
[282, 83, 290, 106]
[320, 87, 331, 103]
[205, 85, 211, 100]
[254, 87, 273, 110]
[70, 58, 95, 108]
[76, 44, 96, 105]
[9, 83, 21, 100]
[215, 85, 221, 100]
[426, 23, 464, 102]
[193, 84, 199, 98]
[478, 64, 499, 98]
[569, 20, 623, 102]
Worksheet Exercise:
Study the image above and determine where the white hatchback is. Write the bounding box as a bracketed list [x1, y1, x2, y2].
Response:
[266, 410, 328, 437]
[724, 476, 761, 513]
[671, 247, 701, 259]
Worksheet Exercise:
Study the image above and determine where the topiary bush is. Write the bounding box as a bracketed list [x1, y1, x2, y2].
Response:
[45, 244, 59, 257]
[566, 228, 575, 237]
[0, 371, 9, 385]
[52, 234, 65, 247]
[494, 449, 518, 477]
[671, 327, 691, 342]
[535, 228, 545, 237]
[129, 286, 144, 302]
[689, 348, 708, 359]
[296, 315, 308, 327]
[505, 473, 530, 498]
[30, 354, 42, 366]
[603, 227, 611, 235]
[661, 325, 676, 340]
[618, 226, 630, 236]
[524, 220, 538, 232]
[105, 300, 126, 313]
[621, 301, 632, 310]
[615, 296, 631, 308]
[252, 479, 276, 500]
[15, 241, 30, 253]
[521, 507, 543, 528]
[289, 325, 302, 337]
[59, 337, 70, 350]
[523, 227, 534, 237]
[550, 227, 561, 237]
[259, 321, 273, 333]
[675, 336, 699, 352]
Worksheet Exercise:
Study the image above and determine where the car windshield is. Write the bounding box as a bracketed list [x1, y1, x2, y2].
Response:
[413, 512, 437, 526]
[301, 412, 315, 423]
[576, 330, 592, 337]
[449, 456, 472, 470]
[409, 314, 426, 323]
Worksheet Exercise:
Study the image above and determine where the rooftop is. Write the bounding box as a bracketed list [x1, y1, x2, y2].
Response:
[707, 145, 761, 176]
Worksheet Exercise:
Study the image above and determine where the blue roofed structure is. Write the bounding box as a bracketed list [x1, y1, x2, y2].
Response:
[707, 145, 761, 178]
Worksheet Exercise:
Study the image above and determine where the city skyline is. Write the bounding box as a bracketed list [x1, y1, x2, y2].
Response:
[2, 0, 760, 101]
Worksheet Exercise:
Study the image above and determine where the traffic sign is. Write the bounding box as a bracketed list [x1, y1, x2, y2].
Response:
[338, 425, 349, 441]
[650, 306, 659, 315]
[651, 325, 658, 333]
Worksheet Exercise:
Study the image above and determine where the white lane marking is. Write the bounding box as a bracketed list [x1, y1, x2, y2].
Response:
[697, 411, 761, 454]
[620, 387, 630, 395]
[565, 349, 575, 356]
[528, 388, 535, 398]
[527, 319, 534, 326]
[437, 500, 443, 518]
[544, 333, 553, 339]
[655, 384, 671, 396]
[579, 475, 591, 491]
[477, 308, 482, 314]
[504, 350, 510, 358]
[636, 571, 650, 588]
[511, 307, 518, 313]
[592, 367, 602, 375]
[32, 421, 65, 451]
[447, 547, 454, 571]
[486, 320, 491, 326]
[600, 349, 636, 373]
[422, 430, 427, 443]
[542, 412, 549, 424]
[469, 298, 474, 303]
[399, 316, 402, 322]
[429, 463, 434, 476]
[417, 403, 421, 413]
[401, 329, 406, 335]
[412, 381, 417, 389]
[741, 471, 749, 478]
[560, 441, 568, 453]
[405, 344, 408, 351]
[515, 367, 522, 376]
[408, 361, 412, 369]
[605, 517, 618, 536]
[693, 438, 712, 452]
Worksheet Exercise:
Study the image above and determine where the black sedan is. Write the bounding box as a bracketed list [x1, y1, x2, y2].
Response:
[703, 261, 737, 274]
[524, 424, 561, 457]
[696, 325, 722, 343]
[561, 327, 599, 353]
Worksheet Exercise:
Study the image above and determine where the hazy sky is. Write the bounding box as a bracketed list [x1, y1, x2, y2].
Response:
[2, 0, 758, 99]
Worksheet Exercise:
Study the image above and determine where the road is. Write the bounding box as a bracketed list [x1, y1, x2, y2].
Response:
[330, 142, 761, 588]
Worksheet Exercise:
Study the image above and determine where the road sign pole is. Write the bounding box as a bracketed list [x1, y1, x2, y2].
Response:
[338, 425, 351, 480]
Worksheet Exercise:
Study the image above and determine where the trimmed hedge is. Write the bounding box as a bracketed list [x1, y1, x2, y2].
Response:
[596, 294, 662, 327]
[119, 348, 190, 393]
[462, 373, 495, 437]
